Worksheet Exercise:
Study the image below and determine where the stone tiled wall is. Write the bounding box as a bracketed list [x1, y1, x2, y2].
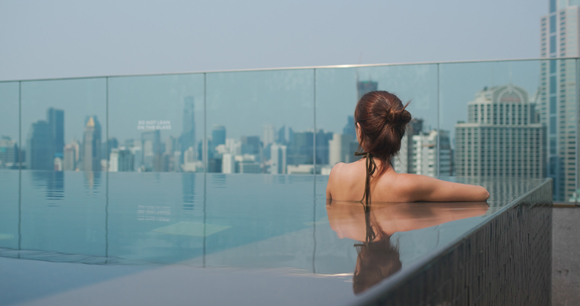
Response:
[366, 181, 553, 306]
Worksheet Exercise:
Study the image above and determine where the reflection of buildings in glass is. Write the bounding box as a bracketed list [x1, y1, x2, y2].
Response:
[180, 96, 196, 165]
[270, 144, 287, 174]
[540, 2, 580, 200]
[182, 172, 195, 210]
[141, 130, 161, 172]
[454, 85, 545, 178]
[0, 136, 19, 169]
[83, 116, 102, 172]
[32, 170, 64, 201]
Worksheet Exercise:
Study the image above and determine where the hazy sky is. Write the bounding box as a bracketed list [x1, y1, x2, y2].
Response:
[0, 0, 550, 149]
[1, 0, 547, 81]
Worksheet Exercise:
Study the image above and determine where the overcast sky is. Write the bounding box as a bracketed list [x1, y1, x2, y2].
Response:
[1, 0, 547, 81]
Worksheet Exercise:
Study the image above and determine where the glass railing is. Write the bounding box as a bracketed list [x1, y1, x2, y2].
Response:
[1, 58, 578, 202]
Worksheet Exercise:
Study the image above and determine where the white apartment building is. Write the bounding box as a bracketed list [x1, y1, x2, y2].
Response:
[455, 85, 546, 178]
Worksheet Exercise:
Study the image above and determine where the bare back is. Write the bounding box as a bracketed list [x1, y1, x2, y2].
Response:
[326, 158, 490, 203]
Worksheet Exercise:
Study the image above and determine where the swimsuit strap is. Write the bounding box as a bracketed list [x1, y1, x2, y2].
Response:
[354, 151, 377, 207]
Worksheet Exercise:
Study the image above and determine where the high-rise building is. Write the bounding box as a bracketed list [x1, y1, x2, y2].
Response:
[63, 144, 76, 171]
[410, 130, 452, 177]
[109, 148, 134, 172]
[180, 96, 196, 162]
[222, 153, 236, 174]
[328, 133, 358, 166]
[455, 85, 545, 178]
[277, 126, 287, 145]
[0, 136, 18, 169]
[342, 116, 356, 139]
[263, 124, 276, 147]
[287, 131, 313, 165]
[82, 116, 102, 172]
[357, 80, 378, 100]
[540, 0, 580, 200]
[27, 121, 53, 170]
[270, 144, 287, 174]
[47, 108, 64, 160]
[141, 130, 161, 171]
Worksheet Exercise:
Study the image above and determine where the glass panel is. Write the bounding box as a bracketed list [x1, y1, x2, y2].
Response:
[206, 69, 315, 174]
[204, 69, 315, 264]
[20, 78, 107, 256]
[107, 74, 206, 264]
[0, 82, 20, 249]
[315, 64, 439, 178]
[439, 60, 563, 198]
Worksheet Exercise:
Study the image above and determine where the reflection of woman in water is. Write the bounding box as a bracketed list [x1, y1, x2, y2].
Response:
[326, 201, 489, 294]
[326, 91, 490, 203]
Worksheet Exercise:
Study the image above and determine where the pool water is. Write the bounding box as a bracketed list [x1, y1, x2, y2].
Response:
[0, 170, 545, 305]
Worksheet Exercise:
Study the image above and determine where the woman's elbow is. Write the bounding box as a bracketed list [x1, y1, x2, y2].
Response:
[478, 187, 490, 201]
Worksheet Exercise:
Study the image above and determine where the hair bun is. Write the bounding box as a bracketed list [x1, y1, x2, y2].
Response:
[385, 105, 412, 127]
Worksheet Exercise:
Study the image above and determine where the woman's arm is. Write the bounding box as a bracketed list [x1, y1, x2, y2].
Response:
[396, 174, 490, 202]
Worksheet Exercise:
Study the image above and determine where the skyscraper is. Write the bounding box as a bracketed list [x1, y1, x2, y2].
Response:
[540, 0, 580, 200]
[263, 124, 276, 147]
[142, 130, 161, 171]
[27, 121, 53, 170]
[270, 144, 287, 174]
[0, 136, 18, 169]
[357, 80, 378, 100]
[82, 116, 102, 172]
[47, 108, 64, 160]
[455, 85, 545, 178]
[63, 144, 76, 171]
[328, 133, 358, 166]
[180, 96, 196, 162]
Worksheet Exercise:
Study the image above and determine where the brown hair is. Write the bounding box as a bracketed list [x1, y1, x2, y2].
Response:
[354, 91, 411, 176]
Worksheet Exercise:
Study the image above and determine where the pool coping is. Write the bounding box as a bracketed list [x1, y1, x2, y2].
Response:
[352, 178, 553, 306]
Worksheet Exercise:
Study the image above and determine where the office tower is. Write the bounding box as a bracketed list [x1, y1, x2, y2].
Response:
[63, 144, 76, 171]
[183, 147, 197, 172]
[394, 119, 424, 174]
[263, 124, 276, 146]
[27, 120, 52, 170]
[540, 0, 580, 200]
[222, 153, 236, 174]
[141, 130, 161, 171]
[131, 146, 143, 171]
[47, 108, 64, 160]
[104, 138, 118, 160]
[455, 85, 545, 178]
[83, 116, 102, 171]
[211, 125, 226, 152]
[270, 144, 287, 174]
[0, 136, 18, 168]
[342, 116, 356, 139]
[411, 130, 452, 177]
[315, 130, 333, 165]
[277, 126, 287, 145]
[328, 133, 358, 166]
[110, 148, 134, 172]
[180, 96, 196, 161]
[241, 136, 261, 156]
[287, 131, 313, 165]
[357, 80, 378, 100]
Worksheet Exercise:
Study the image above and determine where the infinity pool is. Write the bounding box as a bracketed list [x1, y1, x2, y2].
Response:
[0, 170, 547, 305]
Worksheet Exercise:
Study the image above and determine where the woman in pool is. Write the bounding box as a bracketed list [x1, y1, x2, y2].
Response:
[326, 91, 489, 203]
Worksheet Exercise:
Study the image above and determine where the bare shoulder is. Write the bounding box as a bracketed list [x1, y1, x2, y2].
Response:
[326, 162, 345, 198]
